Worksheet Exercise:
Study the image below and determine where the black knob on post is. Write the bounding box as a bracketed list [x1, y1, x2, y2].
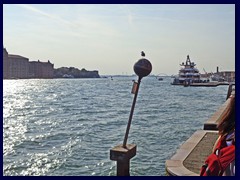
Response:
[122, 56, 152, 148]
[134, 58, 152, 78]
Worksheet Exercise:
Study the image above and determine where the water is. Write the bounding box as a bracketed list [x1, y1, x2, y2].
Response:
[3, 77, 228, 176]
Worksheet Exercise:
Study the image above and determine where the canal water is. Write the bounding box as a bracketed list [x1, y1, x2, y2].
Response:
[3, 77, 228, 176]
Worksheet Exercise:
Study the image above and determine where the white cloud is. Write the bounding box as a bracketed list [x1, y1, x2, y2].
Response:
[16, 4, 75, 26]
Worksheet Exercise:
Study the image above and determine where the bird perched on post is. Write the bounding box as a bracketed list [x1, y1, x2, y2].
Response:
[141, 51, 145, 57]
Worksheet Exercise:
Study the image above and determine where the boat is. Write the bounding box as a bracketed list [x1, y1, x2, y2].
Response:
[171, 55, 209, 86]
[62, 74, 74, 78]
[210, 73, 225, 82]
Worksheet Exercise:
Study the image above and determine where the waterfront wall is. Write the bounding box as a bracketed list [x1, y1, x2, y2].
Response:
[165, 88, 235, 176]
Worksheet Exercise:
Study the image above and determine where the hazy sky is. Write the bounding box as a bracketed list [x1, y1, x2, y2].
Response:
[3, 4, 235, 75]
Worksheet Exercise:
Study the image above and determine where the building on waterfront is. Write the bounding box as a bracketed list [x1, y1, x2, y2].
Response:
[8, 54, 29, 79]
[3, 48, 54, 79]
[219, 71, 235, 82]
[201, 66, 235, 83]
[212, 66, 235, 82]
[3, 48, 9, 79]
[29, 60, 54, 78]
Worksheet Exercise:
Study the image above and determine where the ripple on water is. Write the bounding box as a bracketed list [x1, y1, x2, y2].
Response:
[3, 78, 228, 175]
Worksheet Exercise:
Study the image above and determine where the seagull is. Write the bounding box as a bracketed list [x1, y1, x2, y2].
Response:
[141, 51, 145, 57]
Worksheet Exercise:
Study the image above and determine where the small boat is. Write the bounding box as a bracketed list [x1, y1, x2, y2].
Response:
[62, 74, 74, 78]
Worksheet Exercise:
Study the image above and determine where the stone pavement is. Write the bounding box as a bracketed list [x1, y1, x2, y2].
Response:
[183, 131, 219, 174]
[165, 130, 218, 176]
[165, 88, 234, 176]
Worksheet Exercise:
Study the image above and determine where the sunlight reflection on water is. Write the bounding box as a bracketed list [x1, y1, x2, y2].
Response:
[3, 77, 228, 176]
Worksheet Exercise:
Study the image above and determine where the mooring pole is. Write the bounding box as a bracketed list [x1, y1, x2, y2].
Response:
[110, 52, 152, 176]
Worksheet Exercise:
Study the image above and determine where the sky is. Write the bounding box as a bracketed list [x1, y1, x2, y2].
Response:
[3, 4, 235, 76]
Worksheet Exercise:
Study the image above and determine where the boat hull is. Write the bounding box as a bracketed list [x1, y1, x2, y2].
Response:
[171, 82, 229, 87]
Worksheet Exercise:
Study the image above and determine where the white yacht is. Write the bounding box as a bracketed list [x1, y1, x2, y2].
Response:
[172, 55, 209, 85]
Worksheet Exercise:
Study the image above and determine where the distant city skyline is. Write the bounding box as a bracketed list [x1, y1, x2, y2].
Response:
[3, 4, 235, 75]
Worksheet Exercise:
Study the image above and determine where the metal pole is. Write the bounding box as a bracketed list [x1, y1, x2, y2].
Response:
[123, 76, 142, 148]
[110, 55, 152, 176]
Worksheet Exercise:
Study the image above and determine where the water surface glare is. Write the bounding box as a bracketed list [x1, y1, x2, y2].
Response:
[3, 77, 228, 176]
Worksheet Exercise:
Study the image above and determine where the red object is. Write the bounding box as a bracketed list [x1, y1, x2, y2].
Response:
[200, 136, 235, 176]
